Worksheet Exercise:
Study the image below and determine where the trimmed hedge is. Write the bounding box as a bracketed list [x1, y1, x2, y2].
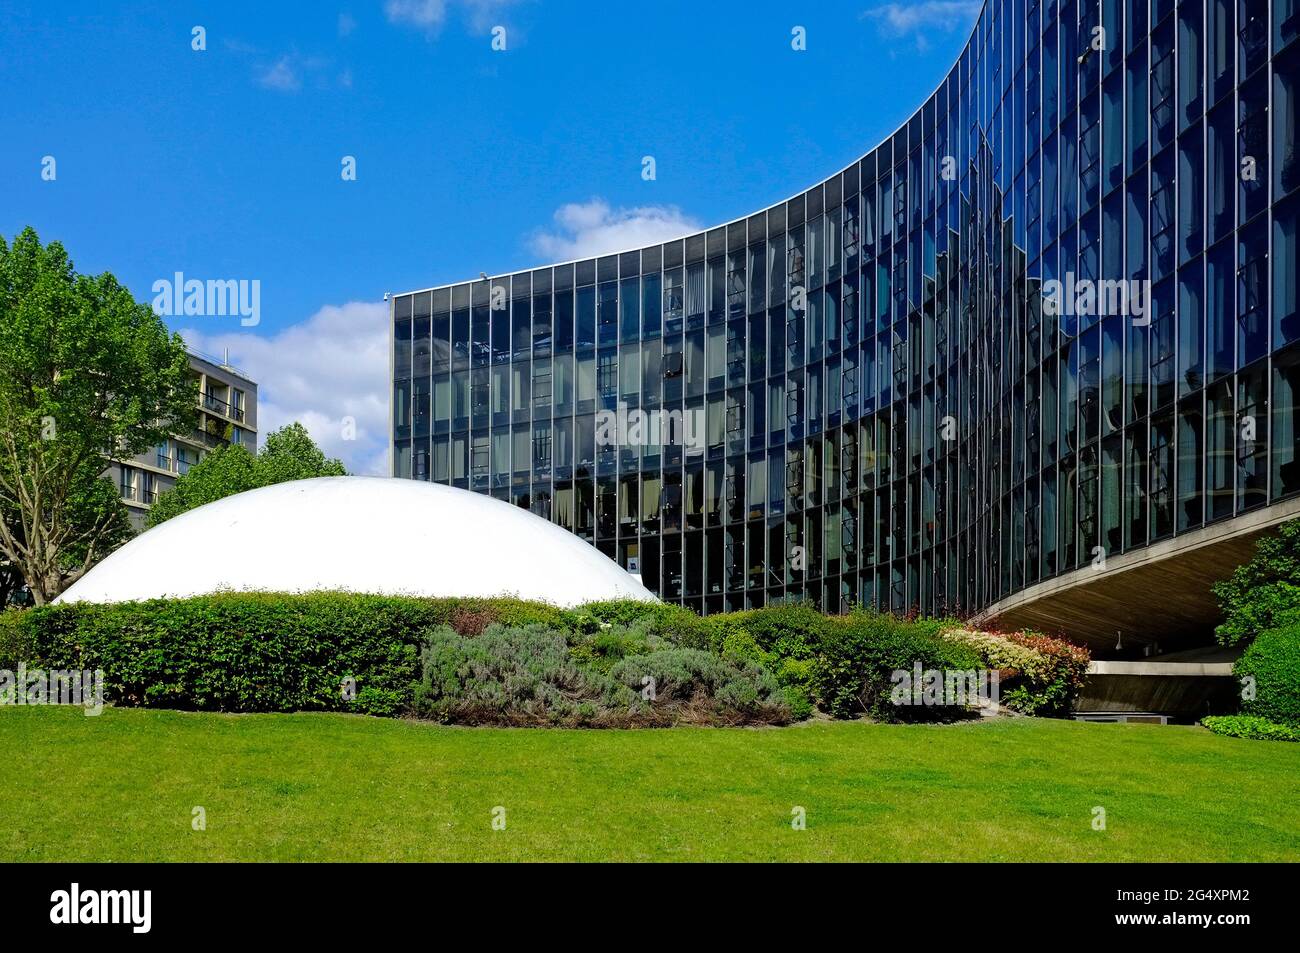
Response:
[22, 593, 434, 715]
[1201, 714, 1300, 742]
[16, 594, 571, 715]
[6, 593, 1090, 723]
[0, 610, 33, 670]
[1234, 623, 1300, 727]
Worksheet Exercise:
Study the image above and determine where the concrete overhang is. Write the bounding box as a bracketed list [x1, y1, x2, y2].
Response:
[973, 496, 1300, 651]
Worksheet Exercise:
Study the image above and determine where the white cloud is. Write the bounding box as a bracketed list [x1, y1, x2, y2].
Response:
[384, 0, 448, 32]
[527, 199, 701, 262]
[862, 1, 980, 51]
[222, 38, 263, 55]
[244, 49, 348, 93]
[460, 0, 520, 34]
[257, 55, 302, 92]
[181, 301, 390, 476]
[384, 0, 520, 36]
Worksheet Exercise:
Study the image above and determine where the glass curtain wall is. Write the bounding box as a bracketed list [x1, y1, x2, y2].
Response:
[392, 0, 1300, 617]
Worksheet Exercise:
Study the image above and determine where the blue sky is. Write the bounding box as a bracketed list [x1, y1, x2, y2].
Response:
[1, 0, 981, 472]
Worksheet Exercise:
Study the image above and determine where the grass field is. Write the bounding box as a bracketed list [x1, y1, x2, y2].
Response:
[3, 706, 1298, 861]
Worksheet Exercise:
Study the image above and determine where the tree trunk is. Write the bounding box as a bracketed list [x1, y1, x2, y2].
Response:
[28, 569, 58, 606]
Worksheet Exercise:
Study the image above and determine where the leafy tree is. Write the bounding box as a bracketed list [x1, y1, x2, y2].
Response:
[0, 476, 134, 606]
[0, 227, 195, 604]
[147, 423, 346, 527]
[144, 444, 258, 526]
[1212, 518, 1300, 645]
[257, 422, 348, 485]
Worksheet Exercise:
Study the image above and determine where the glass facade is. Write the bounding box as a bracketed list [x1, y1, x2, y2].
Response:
[392, 0, 1300, 618]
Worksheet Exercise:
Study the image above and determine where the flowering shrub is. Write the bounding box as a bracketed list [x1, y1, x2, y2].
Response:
[942, 628, 1090, 716]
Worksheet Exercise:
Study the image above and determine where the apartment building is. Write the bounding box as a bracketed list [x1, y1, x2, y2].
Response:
[109, 351, 258, 529]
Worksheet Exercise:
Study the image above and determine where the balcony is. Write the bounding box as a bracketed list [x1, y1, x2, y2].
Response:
[191, 423, 230, 449]
[202, 392, 245, 422]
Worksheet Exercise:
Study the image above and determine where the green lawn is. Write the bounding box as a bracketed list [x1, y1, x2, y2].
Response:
[3, 707, 1298, 861]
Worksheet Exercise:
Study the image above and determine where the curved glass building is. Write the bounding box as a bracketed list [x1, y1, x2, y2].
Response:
[392, 0, 1300, 651]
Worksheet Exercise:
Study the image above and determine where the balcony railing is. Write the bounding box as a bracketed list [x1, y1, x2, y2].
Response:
[203, 392, 245, 422]
[191, 426, 229, 449]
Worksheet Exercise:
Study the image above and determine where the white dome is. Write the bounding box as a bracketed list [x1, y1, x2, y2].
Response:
[56, 477, 657, 607]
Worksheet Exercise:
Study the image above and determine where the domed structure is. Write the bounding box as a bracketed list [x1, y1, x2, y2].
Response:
[56, 477, 657, 607]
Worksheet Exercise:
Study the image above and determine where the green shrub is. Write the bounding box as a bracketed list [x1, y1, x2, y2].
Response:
[684, 605, 1000, 722]
[569, 618, 662, 673]
[608, 647, 788, 724]
[780, 683, 815, 720]
[1212, 518, 1300, 645]
[568, 600, 722, 649]
[20, 593, 577, 716]
[722, 604, 824, 661]
[1234, 623, 1300, 727]
[428, 596, 570, 631]
[1201, 714, 1300, 742]
[717, 612, 820, 718]
[0, 610, 34, 670]
[776, 656, 817, 706]
[720, 629, 766, 665]
[414, 623, 635, 724]
[811, 610, 982, 720]
[25, 593, 434, 715]
[414, 623, 788, 726]
[15, 593, 1085, 725]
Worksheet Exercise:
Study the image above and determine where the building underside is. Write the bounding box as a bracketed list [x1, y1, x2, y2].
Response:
[975, 495, 1300, 654]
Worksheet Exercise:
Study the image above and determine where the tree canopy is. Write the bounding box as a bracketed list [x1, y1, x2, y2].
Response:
[0, 227, 195, 604]
[1213, 518, 1300, 645]
[147, 422, 347, 527]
